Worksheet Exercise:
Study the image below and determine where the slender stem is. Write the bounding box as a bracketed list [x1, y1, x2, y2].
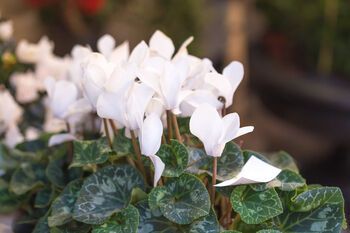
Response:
[147, 157, 154, 185]
[91, 164, 97, 173]
[66, 122, 73, 163]
[103, 118, 113, 150]
[172, 113, 182, 143]
[162, 134, 167, 144]
[130, 130, 148, 185]
[187, 154, 207, 168]
[184, 134, 190, 146]
[225, 198, 232, 228]
[211, 157, 217, 204]
[158, 177, 163, 186]
[109, 119, 118, 137]
[166, 110, 173, 142]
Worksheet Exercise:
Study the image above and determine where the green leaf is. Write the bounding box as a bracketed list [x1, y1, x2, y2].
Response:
[149, 173, 210, 224]
[181, 207, 219, 233]
[50, 221, 91, 233]
[33, 210, 51, 233]
[70, 137, 111, 168]
[73, 165, 145, 224]
[136, 200, 218, 233]
[186, 147, 209, 175]
[206, 142, 244, 181]
[92, 205, 139, 233]
[0, 178, 25, 213]
[250, 169, 305, 192]
[264, 151, 299, 172]
[221, 231, 242, 233]
[230, 186, 283, 224]
[10, 162, 47, 195]
[0, 143, 39, 170]
[112, 129, 134, 157]
[156, 140, 189, 177]
[136, 200, 177, 232]
[46, 156, 83, 188]
[130, 188, 148, 204]
[272, 187, 346, 232]
[257, 230, 281, 233]
[48, 179, 84, 227]
[35, 187, 55, 208]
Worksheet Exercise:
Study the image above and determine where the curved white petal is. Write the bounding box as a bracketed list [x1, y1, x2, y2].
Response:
[236, 126, 254, 138]
[205, 72, 233, 107]
[82, 64, 107, 108]
[97, 34, 116, 58]
[139, 113, 163, 156]
[173, 36, 194, 60]
[105, 63, 135, 93]
[221, 112, 240, 143]
[109, 41, 129, 64]
[223, 61, 244, 92]
[48, 133, 77, 147]
[149, 154, 165, 187]
[149, 30, 175, 60]
[129, 41, 149, 66]
[215, 156, 281, 187]
[96, 92, 125, 124]
[189, 104, 223, 157]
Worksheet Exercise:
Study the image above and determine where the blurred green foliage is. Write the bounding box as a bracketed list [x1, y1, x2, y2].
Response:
[257, 0, 350, 77]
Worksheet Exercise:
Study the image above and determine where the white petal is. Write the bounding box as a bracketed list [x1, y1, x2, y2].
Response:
[48, 133, 77, 147]
[4, 124, 23, 148]
[215, 156, 281, 187]
[129, 41, 149, 66]
[44, 76, 55, 98]
[97, 34, 116, 58]
[109, 41, 129, 64]
[236, 126, 254, 138]
[189, 104, 224, 157]
[221, 113, 240, 143]
[139, 113, 163, 156]
[96, 92, 126, 125]
[173, 36, 194, 60]
[223, 61, 244, 92]
[105, 63, 135, 93]
[149, 30, 175, 60]
[149, 154, 165, 187]
[205, 72, 233, 107]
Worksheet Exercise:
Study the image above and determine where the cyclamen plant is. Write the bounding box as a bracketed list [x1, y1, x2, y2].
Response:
[0, 24, 347, 233]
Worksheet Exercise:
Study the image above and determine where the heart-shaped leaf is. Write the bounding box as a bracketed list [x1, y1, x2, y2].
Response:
[73, 165, 145, 224]
[230, 186, 283, 224]
[149, 173, 210, 224]
[112, 129, 134, 157]
[156, 140, 188, 177]
[70, 137, 111, 168]
[136, 200, 218, 233]
[50, 221, 91, 233]
[0, 178, 25, 213]
[264, 151, 298, 172]
[10, 162, 47, 195]
[48, 179, 84, 227]
[92, 205, 139, 233]
[272, 187, 346, 232]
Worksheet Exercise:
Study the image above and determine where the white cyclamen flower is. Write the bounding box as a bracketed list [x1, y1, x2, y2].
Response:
[215, 156, 281, 187]
[205, 61, 244, 108]
[138, 113, 165, 187]
[10, 71, 40, 103]
[0, 20, 13, 41]
[16, 36, 54, 64]
[190, 103, 254, 157]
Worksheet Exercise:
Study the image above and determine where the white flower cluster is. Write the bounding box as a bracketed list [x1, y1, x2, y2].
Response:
[2, 29, 282, 187]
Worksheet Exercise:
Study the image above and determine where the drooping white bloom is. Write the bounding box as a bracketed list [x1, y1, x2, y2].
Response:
[10, 72, 40, 103]
[190, 104, 254, 157]
[215, 156, 281, 187]
[16, 36, 54, 64]
[205, 61, 244, 108]
[0, 89, 23, 134]
[138, 113, 165, 187]
[0, 89, 23, 147]
[44, 77, 91, 121]
[97, 34, 130, 64]
[81, 52, 115, 109]
[0, 20, 13, 41]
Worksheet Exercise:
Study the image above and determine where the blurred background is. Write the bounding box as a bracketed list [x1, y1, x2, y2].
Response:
[0, 0, 349, 228]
